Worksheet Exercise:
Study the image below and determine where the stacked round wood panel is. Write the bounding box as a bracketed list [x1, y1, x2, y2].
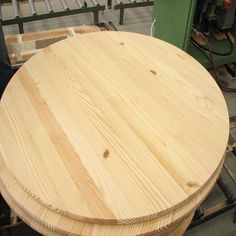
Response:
[0, 32, 229, 235]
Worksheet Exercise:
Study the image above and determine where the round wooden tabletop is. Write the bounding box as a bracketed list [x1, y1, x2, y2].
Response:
[0, 32, 229, 233]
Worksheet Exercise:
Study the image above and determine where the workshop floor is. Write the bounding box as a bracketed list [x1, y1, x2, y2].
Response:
[1, 1, 236, 235]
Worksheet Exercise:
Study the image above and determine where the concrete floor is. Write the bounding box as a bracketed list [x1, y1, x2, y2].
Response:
[1, 1, 236, 235]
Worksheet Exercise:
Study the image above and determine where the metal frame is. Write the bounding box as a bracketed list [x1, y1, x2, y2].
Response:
[0, 1, 105, 33]
[107, 0, 112, 8]
[113, 1, 153, 25]
[189, 201, 236, 229]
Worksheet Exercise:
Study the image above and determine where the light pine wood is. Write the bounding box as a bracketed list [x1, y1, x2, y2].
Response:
[0, 32, 229, 235]
[5, 25, 101, 43]
[5, 25, 103, 65]
[0, 157, 223, 235]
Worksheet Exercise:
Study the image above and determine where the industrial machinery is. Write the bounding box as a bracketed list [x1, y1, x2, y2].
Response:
[153, 0, 236, 69]
[154, 0, 236, 93]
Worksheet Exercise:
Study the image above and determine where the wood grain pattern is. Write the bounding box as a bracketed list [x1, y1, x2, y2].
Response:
[0, 156, 223, 235]
[0, 31, 229, 235]
[6, 25, 103, 65]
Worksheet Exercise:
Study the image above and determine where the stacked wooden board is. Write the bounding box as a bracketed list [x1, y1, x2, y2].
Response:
[0, 31, 229, 235]
[5, 25, 104, 66]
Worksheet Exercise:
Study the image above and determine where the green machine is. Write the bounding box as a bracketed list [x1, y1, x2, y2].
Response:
[153, 0, 236, 69]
